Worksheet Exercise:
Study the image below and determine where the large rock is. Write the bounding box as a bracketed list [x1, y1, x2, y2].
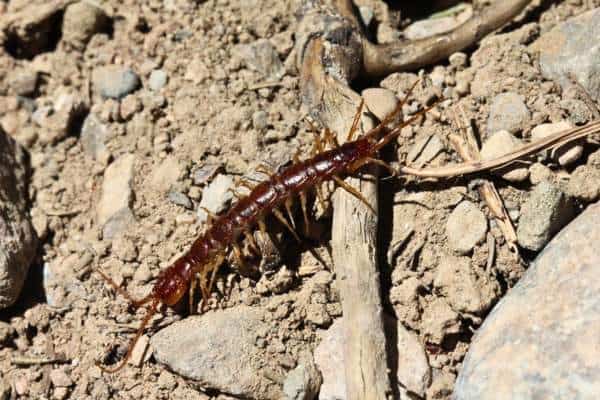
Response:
[0, 128, 37, 308]
[454, 201, 600, 399]
[533, 8, 600, 100]
[151, 306, 283, 399]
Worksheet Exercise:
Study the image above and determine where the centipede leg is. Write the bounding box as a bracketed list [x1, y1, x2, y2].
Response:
[273, 208, 302, 243]
[244, 229, 259, 254]
[256, 163, 276, 176]
[299, 190, 310, 233]
[314, 185, 328, 211]
[284, 197, 297, 229]
[346, 100, 364, 142]
[324, 128, 340, 149]
[332, 175, 376, 213]
[237, 179, 256, 192]
[96, 269, 152, 309]
[189, 275, 197, 314]
[199, 206, 217, 224]
[351, 157, 398, 176]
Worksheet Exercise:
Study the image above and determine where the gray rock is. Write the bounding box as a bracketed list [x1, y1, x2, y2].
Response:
[283, 356, 321, 400]
[92, 66, 141, 99]
[487, 92, 530, 135]
[252, 110, 269, 131]
[97, 154, 136, 239]
[434, 255, 499, 314]
[446, 201, 488, 255]
[517, 181, 574, 251]
[236, 39, 284, 80]
[197, 174, 234, 224]
[152, 306, 283, 399]
[314, 317, 429, 400]
[566, 165, 600, 202]
[560, 98, 593, 125]
[62, 1, 109, 49]
[80, 113, 110, 161]
[0, 128, 37, 309]
[534, 8, 600, 101]
[455, 201, 600, 399]
[148, 69, 168, 91]
[531, 121, 583, 166]
[480, 130, 529, 182]
[362, 88, 399, 121]
[168, 190, 193, 209]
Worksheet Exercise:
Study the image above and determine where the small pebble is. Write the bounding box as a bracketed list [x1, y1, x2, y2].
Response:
[517, 181, 574, 251]
[197, 174, 234, 223]
[566, 165, 600, 202]
[49, 369, 73, 388]
[531, 121, 583, 166]
[120, 95, 142, 121]
[528, 162, 554, 185]
[149, 69, 168, 91]
[446, 201, 488, 255]
[487, 92, 530, 135]
[449, 52, 468, 68]
[480, 130, 529, 182]
[362, 87, 399, 121]
[168, 190, 193, 209]
[92, 66, 141, 99]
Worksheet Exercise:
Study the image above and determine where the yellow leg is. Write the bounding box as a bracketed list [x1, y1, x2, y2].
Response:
[332, 176, 376, 213]
[272, 208, 302, 243]
[299, 191, 310, 232]
[346, 100, 364, 142]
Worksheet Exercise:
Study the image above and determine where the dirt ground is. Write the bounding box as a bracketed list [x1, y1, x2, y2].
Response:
[1, 0, 599, 399]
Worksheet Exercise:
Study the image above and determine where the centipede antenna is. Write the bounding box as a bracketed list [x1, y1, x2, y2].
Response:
[373, 98, 443, 153]
[365, 79, 420, 142]
[96, 299, 159, 374]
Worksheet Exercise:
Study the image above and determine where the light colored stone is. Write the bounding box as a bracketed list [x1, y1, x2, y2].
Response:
[197, 174, 234, 223]
[92, 66, 141, 99]
[446, 201, 488, 255]
[152, 306, 283, 399]
[407, 135, 445, 168]
[531, 121, 583, 166]
[421, 298, 461, 344]
[566, 165, 600, 202]
[393, 322, 431, 397]
[455, 201, 600, 399]
[97, 154, 135, 238]
[517, 181, 574, 251]
[480, 130, 529, 182]
[487, 93, 530, 135]
[404, 5, 472, 40]
[362, 88, 399, 121]
[434, 255, 499, 314]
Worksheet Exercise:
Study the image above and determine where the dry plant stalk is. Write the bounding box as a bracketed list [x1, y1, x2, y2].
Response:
[449, 106, 520, 255]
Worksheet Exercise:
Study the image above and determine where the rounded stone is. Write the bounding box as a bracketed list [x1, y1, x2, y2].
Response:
[446, 201, 488, 254]
[486, 92, 530, 135]
[455, 201, 600, 399]
[362, 87, 399, 121]
[92, 66, 141, 100]
[480, 130, 529, 182]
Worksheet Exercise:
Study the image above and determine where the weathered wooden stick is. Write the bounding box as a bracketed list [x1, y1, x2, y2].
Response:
[297, 5, 393, 396]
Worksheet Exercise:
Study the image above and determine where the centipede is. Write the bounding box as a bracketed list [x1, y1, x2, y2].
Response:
[95, 80, 435, 373]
